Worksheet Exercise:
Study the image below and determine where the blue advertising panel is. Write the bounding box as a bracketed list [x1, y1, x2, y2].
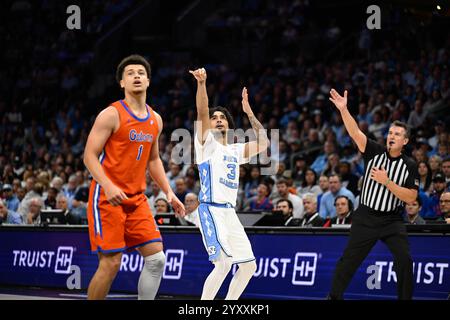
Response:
[0, 227, 449, 300]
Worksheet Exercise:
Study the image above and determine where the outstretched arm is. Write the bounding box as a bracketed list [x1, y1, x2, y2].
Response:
[189, 68, 210, 144]
[242, 87, 269, 159]
[329, 89, 367, 153]
[148, 112, 185, 217]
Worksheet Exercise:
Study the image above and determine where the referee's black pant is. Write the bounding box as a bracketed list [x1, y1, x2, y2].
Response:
[329, 205, 414, 300]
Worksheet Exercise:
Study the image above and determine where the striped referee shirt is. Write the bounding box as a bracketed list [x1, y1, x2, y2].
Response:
[360, 139, 419, 212]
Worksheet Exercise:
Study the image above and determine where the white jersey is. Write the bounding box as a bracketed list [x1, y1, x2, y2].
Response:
[195, 131, 249, 207]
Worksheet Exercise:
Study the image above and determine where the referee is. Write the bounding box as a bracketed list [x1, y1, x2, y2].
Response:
[327, 89, 419, 300]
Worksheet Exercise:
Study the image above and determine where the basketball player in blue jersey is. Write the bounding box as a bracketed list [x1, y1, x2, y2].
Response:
[189, 68, 269, 300]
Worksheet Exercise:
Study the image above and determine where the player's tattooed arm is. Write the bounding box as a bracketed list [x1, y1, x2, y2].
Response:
[242, 87, 269, 158]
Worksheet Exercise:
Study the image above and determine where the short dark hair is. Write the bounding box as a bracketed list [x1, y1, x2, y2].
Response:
[334, 195, 354, 211]
[155, 198, 171, 212]
[276, 198, 293, 210]
[415, 195, 422, 207]
[276, 178, 288, 186]
[209, 106, 235, 129]
[390, 120, 410, 139]
[328, 173, 341, 181]
[116, 54, 151, 85]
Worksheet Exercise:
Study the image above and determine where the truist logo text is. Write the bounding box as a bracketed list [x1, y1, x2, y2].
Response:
[367, 261, 449, 289]
[12, 246, 74, 274]
[164, 249, 184, 280]
[292, 253, 318, 286]
[231, 252, 319, 286]
[120, 249, 185, 280]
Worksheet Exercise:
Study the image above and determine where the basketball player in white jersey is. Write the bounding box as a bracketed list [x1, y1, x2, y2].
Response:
[189, 68, 269, 300]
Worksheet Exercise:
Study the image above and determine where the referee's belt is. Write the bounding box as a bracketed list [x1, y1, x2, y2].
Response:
[200, 202, 234, 209]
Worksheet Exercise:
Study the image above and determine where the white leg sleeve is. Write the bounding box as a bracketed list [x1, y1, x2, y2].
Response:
[201, 251, 233, 300]
[225, 260, 257, 300]
[138, 251, 165, 300]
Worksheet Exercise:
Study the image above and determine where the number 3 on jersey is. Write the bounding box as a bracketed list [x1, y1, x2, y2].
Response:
[136, 145, 144, 161]
[227, 163, 236, 180]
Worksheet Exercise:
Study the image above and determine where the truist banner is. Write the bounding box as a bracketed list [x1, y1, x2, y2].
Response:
[0, 226, 449, 299]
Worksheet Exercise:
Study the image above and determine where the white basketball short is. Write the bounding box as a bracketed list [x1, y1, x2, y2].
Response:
[197, 203, 255, 264]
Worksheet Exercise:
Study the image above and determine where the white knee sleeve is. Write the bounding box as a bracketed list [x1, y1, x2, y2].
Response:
[138, 251, 165, 300]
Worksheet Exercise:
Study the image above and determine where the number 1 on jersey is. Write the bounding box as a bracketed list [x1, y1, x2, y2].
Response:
[136, 145, 143, 161]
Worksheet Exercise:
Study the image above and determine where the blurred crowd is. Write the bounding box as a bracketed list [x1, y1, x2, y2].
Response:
[0, 0, 449, 226]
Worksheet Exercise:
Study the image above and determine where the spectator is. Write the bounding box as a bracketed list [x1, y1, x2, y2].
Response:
[184, 170, 200, 195]
[404, 197, 426, 225]
[56, 194, 81, 225]
[155, 198, 171, 214]
[429, 172, 448, 218]
[18, 182, 44, 219]
[428, 155, 442, 178]
[63, 174, 78, 209]
[300, 193, 324, 227]
[317, 174, 330, 212]
[443, 158, 450, 186]
[291, 156, 307, 186]
[428, 121, 445, 150]
[72, 178, 89, 223]
[296, 168, 321, 198]
[407, 98, 428, 128]
[275, 199, 300, 226]
[244, 183, 273, 211]
[24, 197, 43, 225]
[323, 153, 340, 176]
[319, 174, 356, 219]
[182, 192, 200, 226]
[0, 199, 22, 224]
[167, 161, 182, 190]
[368, 111, 388, 139]
[324, 195, 354, 227]
[147, 181, 167, 214]
[244, 166, 262, 199]
[24, 176, 36, 194]
[438, 191, 450, 224]
[50, 176, 64, 192]
[44, 187, 58, 209]
[2, 184, 20, 212]
[311, 141, 336, 175]
[174, 178, 189, 204]
[16, 187, 26, 203]
[273, 179, 304, 219]
[338, 161, 359, 196]
[417, 161, 433, 194]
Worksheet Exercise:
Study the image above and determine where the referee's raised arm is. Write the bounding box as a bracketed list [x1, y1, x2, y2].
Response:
[329, 89, 367, 153]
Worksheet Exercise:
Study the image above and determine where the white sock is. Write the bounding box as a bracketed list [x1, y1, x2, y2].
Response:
[138, 251, 165, 300]
[201, 251, 233, 300]
[225, 260, 257, 300]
